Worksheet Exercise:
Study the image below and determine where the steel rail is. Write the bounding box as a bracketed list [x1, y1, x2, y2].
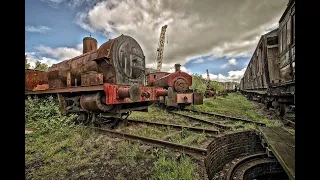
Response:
[183, 109, 266, 126]
[167, 111, 232, 130]
[91, 127, 208, 157]
[127, 119, 219, 135]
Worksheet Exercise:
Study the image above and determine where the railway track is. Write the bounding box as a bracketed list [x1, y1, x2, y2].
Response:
[127, 119, 219, 135]
[181, 109, 266, 127]
[91, 126, 207, 157]
[167, 111, 233, 130]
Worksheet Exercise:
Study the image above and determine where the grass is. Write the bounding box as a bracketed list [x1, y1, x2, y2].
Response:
[152, 150, 197, 180]
[186, 92, 284, 127]
[130, 106, 191, 125]
[132, 125, 175, 139]
[25, 96, 203, 179]
[26, 92, 292, 179]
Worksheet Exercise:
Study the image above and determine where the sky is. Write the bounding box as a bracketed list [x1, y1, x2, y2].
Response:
[25, 0, 288, 82]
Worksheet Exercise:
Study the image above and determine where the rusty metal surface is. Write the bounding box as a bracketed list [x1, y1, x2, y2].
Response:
[103, 35, 145, 85]
[182, 109, 266, 127]
[33, 84, 49, 91]
[80, 93, 101, 111]
[25, 85, 105, 95]
[47, 35, 145, 87]
[127, 119, 218, 135]
[49, 78, 66, 89]
[173, 78, 189, 92]
[83, 37, 98, 54]
[80, 92, 113, 112]
[193, 93, 204, 105]
[57, 94, 67, 115]
[92, 127, 207, 157]
[128, 83, 142, 102]
[166, 87, 177, 106]
[81, 72, 103, 86]
[25, 69, 48, 91]
[104, 83, 163, 105]
[176, 93, 193, 104]
[67, 71, 71, 87]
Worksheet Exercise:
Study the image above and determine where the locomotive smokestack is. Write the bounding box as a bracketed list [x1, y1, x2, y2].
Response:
[83, 36, 98, 54]
[174, 64, 181, 72]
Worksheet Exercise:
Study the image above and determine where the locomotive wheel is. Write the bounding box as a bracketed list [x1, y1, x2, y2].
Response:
[279, 103, 286, 117]
[75, 113, 89, 124]
[266, 101, 272, 109]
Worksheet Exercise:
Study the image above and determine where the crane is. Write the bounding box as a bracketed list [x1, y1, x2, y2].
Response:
[156, 25, 168, 71]
[206, 69, 210, 87]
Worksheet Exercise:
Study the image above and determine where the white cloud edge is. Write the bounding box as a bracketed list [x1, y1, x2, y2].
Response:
[25, 25, 51, 33]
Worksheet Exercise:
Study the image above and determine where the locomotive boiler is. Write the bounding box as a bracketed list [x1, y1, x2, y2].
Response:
[25, 35, 165, 122]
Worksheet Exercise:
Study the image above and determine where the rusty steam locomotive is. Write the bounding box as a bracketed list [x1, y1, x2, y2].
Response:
[25, 35, 203, 122]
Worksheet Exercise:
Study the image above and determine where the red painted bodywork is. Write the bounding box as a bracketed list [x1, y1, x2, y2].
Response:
[151, 71, 192, 88]
[146, 72, 169, 85]
[103, 84, 163, 104]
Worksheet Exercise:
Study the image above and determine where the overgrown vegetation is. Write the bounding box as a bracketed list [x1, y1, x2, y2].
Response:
[187, 92, 283, 127]
[25, 97, 201, 179]
[25, 91, 288, 179]
[151, 149, 197, 180]
[190, 74, 225, 94]
[25, 96, 77, 134]
[25, 55, 49, 71]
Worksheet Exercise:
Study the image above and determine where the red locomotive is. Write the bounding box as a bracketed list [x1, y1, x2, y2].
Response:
[146, 64, 203, 109]
[25, 35, 203, 123]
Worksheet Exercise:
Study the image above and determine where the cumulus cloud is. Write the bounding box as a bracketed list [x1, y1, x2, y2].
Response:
[25, 43, 83, 68]
[25, 25, 51, 33]
[202, 68, 246, 83]
[75, 0, 287, 71]
[193, 59, 204, 63]
[41, 0, 102, 9]
[221, 58, 238, 68]
[35, 45, 82, 61]
[25, 52, 58, 68]
[168, 66, 192, 75]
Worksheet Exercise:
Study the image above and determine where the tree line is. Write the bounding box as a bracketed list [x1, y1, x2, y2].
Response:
[190, 74, 226, 94]
[25, 55, 49, 71]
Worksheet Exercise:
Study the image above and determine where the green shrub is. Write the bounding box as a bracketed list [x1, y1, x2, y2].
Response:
[190, 74, 225, 94]
[25, 96, 77, 134]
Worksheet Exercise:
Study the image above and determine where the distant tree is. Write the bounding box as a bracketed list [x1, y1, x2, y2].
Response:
[190, 74, 207, 94]
[190, 74, 226, 94]
[209, 81, 225, 92]
[34, 61, 49, 71]
[25, 55, 31, 69]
